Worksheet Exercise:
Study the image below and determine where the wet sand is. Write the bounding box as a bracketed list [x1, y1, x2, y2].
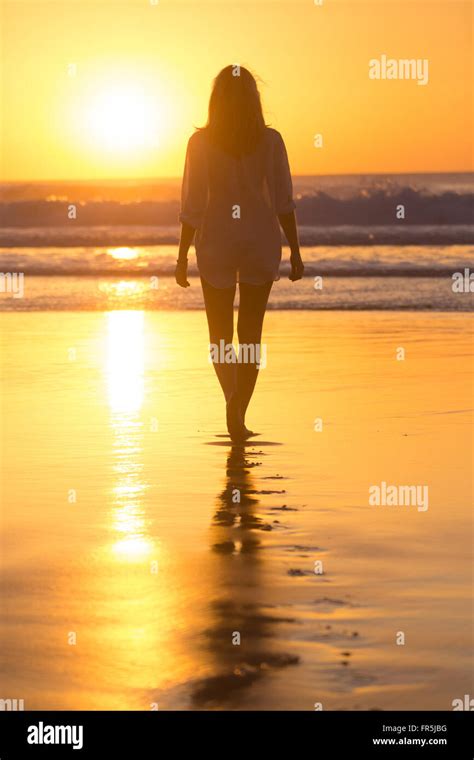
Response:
[0, 310, 472, 709]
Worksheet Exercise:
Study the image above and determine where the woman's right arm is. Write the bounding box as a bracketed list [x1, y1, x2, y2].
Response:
[278, 211, 304, 281]
[274, 132, 304, 282]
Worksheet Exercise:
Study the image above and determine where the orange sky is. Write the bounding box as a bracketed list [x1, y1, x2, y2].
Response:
[1, 0, 472, 180]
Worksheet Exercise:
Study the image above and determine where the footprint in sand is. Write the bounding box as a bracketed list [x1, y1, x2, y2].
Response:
[246, 488, 286, 495]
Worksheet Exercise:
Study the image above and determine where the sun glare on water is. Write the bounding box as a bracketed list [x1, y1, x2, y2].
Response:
[108, 247, 139, 260]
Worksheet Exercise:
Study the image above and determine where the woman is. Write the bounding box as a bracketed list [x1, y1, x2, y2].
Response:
[175, 65, 304, 442]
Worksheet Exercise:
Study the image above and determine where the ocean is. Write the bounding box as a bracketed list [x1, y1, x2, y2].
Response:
[1, 172, 473, 311]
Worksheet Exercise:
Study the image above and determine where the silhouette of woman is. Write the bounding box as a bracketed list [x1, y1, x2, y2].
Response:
[176, 65, 304, 442]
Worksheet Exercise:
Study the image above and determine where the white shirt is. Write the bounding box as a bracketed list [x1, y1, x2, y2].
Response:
[179, 127, 296, 288]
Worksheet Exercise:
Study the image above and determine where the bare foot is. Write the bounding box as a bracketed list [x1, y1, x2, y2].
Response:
[226, 394, 246, 442]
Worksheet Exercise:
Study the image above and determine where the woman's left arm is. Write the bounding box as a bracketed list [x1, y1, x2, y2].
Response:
[175, 222, 195, 288]
[176, 133, 208, 287]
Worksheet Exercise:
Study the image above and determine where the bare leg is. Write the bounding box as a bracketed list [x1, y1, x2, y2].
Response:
[200, 276, 245, 440]
[237, 280, 273, 428]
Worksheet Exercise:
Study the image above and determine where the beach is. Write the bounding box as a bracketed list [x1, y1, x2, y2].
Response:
[1, 0, 472, 744]
[1, 308, 472, 710]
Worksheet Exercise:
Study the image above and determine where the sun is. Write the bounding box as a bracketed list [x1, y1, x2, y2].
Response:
[68, 66, 185, 174]
[83, 81, 163, 154]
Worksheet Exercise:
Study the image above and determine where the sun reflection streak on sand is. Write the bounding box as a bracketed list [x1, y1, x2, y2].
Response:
[105, 311, 155, 566]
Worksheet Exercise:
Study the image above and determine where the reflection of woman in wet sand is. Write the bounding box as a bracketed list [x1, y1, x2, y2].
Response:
[176, 65, 304, 442]
[192, 445, 299, 707]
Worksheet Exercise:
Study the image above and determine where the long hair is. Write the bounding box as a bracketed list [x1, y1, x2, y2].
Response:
[200, 65, 267, 156]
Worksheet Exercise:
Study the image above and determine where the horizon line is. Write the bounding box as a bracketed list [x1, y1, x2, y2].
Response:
[2, 170, 474, 185]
